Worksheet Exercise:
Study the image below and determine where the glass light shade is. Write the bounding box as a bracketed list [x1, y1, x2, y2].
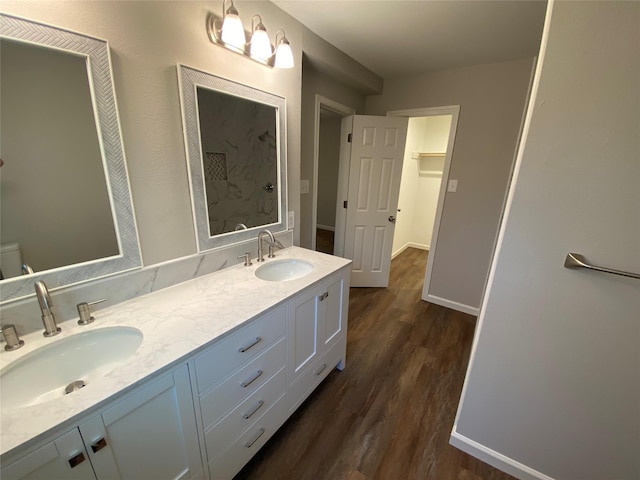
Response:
[221, 14, 245, 49]
[275, 42, 294, 69]
[250, 29, 272, 61]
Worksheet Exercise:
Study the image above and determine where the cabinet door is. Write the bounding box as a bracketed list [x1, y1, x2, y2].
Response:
[80, 365, 202, 480]
[287, 284, 322, 381]
[318, 271, 347, 350]
[1, 428, 95, 480]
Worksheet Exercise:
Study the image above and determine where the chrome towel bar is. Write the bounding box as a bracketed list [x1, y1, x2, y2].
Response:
[564, 253, 640, 280]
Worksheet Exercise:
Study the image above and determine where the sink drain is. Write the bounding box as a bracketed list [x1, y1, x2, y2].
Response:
[65, 380, 86, 395]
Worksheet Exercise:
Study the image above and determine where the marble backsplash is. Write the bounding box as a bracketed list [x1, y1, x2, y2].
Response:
[0, 230, 293, 335]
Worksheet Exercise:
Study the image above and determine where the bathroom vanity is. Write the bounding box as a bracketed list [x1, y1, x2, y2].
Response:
[0, 247, 351, 480]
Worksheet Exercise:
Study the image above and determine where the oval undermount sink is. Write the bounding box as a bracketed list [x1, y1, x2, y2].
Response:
[1, 326, 143, 410]
[255, 259, 314, 282]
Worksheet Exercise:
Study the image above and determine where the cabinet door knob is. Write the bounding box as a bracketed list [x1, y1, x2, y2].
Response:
[91, 437, 108, 453]
[68, 452, 86, 468]
[318, 292, 329, 301]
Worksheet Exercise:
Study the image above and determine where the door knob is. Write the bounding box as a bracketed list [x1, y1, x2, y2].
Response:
[388, 215, 396, 223]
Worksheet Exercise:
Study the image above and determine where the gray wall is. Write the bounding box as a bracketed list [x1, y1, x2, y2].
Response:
[0, 39, 118, 274]
[453, 1, 639, 478]
[300, 61, 368, 248]
[1, 0, 304, 265]
[366, 58, 535, 311]
[317, 115, 341, 229]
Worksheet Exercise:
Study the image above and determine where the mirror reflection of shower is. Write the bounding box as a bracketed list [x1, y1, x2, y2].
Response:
[196, 86, 278, 236]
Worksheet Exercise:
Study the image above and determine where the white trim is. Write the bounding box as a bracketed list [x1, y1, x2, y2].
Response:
[450, 432, 556, 480]
[312, 95, 356, 251]
[451, 0, 555, 474]
[425, 294, 479, 316]
[392, 242, 429, 259]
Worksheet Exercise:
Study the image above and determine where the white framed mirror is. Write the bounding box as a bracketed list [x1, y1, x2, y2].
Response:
[0, 14, 141, 302]
[177, 65, 288, 252]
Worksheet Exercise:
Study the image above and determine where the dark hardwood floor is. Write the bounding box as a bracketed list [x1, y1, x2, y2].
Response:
[236, 248, 515, 480]
[315, 228, 335, 255]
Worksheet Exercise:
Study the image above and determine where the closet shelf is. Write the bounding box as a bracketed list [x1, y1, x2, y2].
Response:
[412, 152, 446, 159]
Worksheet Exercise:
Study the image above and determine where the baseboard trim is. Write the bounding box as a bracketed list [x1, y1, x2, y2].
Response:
[392, 242, 429, 259]
[424, 294, 479, 316]
[450, 431, 555, 480]
[316, 224, 335, 232]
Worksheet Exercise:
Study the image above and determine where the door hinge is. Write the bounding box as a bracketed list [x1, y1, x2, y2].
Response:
[347, 133, 352, 143]
[343, 200, 348, 209]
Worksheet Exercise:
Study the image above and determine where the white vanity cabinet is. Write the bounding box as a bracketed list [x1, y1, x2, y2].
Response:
[190, 266, 350, 480]
[1, 364, 202, 480]
[190, 305, 288, 480]
[287, 267, 350, 411]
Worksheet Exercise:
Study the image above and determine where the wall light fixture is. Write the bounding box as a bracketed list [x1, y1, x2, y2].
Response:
[206, 1, 294, 69]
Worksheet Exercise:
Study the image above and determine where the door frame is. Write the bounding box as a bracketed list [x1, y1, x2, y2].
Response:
[387, 105, 461, 305]
[312, 95, 356, 251]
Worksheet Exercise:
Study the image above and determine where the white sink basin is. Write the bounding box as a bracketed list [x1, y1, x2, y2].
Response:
[255, 259, 314, 282]
[1, 326, 143, 410]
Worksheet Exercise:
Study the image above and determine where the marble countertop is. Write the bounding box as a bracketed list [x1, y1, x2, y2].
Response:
[0, 247, 351, 457]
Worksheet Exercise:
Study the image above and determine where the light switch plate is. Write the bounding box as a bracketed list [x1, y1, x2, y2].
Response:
[447, 179, 458, 192]
[288, 211, 295, 229]
[300, 179, 309, 194]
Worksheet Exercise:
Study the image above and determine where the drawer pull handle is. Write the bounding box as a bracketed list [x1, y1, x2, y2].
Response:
[314, 363, 328, 376]
[242, 400, 265, 419]
[91, 437, 108, 453]
[318, 292, 329, 301]
[239, 336, 262, 353]
[68, 452, 86, 468]
[241, 370, 263, 388]
[244, 428, 266, 448]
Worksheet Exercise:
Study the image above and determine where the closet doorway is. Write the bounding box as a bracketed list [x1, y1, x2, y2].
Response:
[312, 95, 355, 254]
[388, 106, 460, 297]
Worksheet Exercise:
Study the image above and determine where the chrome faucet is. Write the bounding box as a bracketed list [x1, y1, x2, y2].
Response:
[35, 280, 60, 337]
[257, 229, 284, 262]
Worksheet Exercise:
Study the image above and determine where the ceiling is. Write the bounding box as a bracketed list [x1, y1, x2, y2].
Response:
[272, 0, 547, 79]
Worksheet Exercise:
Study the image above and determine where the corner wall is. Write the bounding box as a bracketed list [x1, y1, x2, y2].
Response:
[366, 58, 535, 311]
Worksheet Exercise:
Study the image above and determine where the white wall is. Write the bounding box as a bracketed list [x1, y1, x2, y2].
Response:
[367, 58, 535, 312]
[0, 0, 303, 265]
[393, 115, 450, 256]
[453, 2, 640, 479]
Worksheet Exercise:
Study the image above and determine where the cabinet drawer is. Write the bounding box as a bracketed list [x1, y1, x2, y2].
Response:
[203, 367, 286, 461]
[207, 393, 288, 480]
[288, 336, 346, 412]
[199, 338, 286, 428]
[195, 305, 286, 393]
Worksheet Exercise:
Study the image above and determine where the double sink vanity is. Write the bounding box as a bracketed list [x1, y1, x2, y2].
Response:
[1, 246, 351, 479]
[0, 10, 351, 479]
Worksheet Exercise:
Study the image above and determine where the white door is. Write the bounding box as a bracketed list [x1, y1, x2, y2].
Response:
[337, 115, 408, 287]
[452, 2, 640, 479]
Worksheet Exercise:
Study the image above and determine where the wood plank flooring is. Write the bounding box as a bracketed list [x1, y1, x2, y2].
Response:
[236, 248, 515, 480]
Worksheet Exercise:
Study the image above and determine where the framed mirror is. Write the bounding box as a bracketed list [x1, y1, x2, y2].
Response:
[0, 14, 141, 302]
[178, 65, 288, 252]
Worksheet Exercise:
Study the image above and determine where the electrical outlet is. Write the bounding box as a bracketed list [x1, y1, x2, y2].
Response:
[288, 211, 295, 229]
[300, 180, 309, 195]
[447, 179, 458, 192]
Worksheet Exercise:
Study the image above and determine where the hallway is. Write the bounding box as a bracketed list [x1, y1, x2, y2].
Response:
[237, 248, 515, 479]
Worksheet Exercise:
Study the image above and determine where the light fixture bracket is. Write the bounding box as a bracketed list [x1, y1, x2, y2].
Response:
[206, 12, 276, 67]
